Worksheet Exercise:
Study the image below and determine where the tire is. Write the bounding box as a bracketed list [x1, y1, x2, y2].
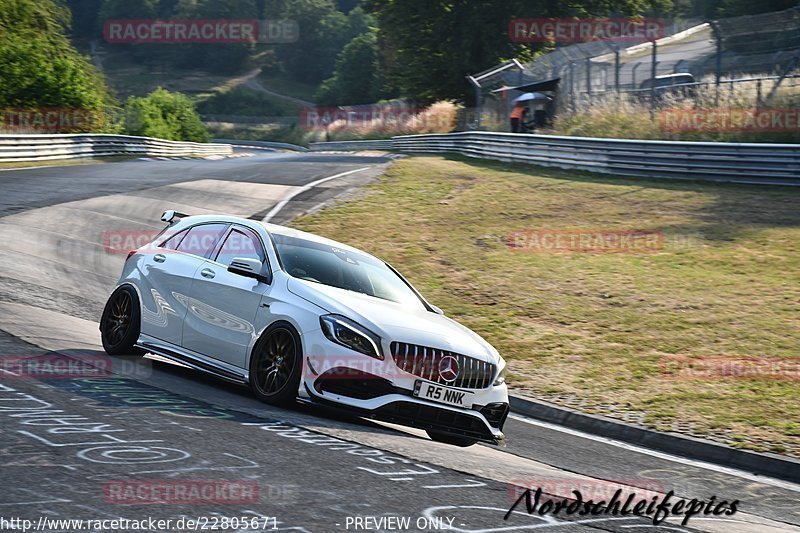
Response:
[426, 430, 478, 447]
[248, 322, 302, 407]
[100, 285, 143, 357]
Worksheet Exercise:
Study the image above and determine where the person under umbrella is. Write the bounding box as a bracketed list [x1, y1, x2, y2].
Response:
[511, 92, 550, 133]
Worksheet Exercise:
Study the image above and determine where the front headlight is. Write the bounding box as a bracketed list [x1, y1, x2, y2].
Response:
[320, 314, 383, 360]
[494, 357, 507, 385]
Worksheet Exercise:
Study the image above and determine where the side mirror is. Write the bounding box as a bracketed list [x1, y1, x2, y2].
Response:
[430, 304, 445, 315]
[228, 257, 271, 284]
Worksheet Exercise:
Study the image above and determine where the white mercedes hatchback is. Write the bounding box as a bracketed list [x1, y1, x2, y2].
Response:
[100, 211, 509, 446]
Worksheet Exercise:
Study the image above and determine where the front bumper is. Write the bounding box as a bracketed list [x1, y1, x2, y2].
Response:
[301, 329, 510, 444]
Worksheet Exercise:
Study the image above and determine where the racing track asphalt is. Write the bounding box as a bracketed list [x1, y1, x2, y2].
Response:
[0, 150, 797, 533]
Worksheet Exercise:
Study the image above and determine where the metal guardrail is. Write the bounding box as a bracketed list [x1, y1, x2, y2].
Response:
[0, 133, 232, 163]
[309, 139, 393, 151]
[213, 139, 307, 152]
[390, 132, 800, 185]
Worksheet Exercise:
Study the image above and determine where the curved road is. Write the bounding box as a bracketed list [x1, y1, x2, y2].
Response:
[0, 151, 797, 533]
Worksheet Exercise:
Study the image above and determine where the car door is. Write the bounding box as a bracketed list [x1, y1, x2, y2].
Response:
[181, 225, 272, 368]
[139, 223, 229, 346]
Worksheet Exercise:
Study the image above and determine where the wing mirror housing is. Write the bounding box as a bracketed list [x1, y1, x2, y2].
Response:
[228, 257, 271, 284]
[430, 304, 445, 315]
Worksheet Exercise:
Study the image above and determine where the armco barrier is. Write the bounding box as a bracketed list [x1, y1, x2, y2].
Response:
[309, 139, 393, 151]
[309, 132, 800, 185]
[213, 139, 307, 152]
[0, 134, 232, 163]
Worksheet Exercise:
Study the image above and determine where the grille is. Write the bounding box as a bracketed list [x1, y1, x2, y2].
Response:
[390, 341, 496, 390]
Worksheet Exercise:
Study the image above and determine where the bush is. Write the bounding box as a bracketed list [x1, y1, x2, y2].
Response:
[123, 88, 210, 142]
[549, 73, 800, 143]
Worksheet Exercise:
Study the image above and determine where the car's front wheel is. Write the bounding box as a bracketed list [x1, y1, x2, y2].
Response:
[100, 285, 143, 356]
[426, 430, 478, 447]
[249, 323, 302, 406]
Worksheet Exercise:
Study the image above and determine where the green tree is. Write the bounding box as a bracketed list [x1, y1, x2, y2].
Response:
[66, 0, 104, 38]
[345, 5, 373, 35]
[315, 30, 384, 105]
[704, 0, 798, 17]
[170, 0, 259, 73]
[97, 0, 159, 62]
[0, 0, 112, 130]
[364, 0, 672, 103]
[123, 88, 210, 141]
[271, 0, 351, 83]
[337, 0, 361, 13]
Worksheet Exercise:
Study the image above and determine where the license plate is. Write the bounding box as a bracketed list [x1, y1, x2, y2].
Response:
[414, 380, 474, 408]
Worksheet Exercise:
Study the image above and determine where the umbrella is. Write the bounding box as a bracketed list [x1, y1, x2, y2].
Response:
[513, 92, 550, 103]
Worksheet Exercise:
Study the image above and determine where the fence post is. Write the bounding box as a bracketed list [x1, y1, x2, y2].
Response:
[586, 58, 592, 96]
[650, 41, 657, 117]
[466, 75, 482, 130]
[709, 20, 722, 106]
[615, 49, 620, 93]
[569, 62, 576, 111]
[756, 79, 763, 107]
[632, 63, 641, 89]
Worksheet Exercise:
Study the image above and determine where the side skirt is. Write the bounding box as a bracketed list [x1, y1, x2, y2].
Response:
[135, 339, 248, 385]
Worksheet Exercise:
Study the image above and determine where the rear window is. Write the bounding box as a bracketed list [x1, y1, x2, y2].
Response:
[173, 223, 229, 258]
[160, 229, 188, 250]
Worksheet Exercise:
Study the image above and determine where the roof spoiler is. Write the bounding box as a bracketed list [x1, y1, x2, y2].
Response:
[161, 210, 190, 224]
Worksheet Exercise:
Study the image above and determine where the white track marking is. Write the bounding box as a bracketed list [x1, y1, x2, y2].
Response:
[261, 166, 371, 222]
[509, 413, 800, 493]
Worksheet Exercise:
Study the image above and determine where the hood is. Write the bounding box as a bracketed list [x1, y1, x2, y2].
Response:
[287, 277, 498, 363]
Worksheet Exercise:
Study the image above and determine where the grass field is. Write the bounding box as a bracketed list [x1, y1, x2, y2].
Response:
[290, 155, 800, 455]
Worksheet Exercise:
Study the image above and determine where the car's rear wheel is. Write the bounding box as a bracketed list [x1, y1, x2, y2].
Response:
[100, 285, 143, 357]
[249, 323, 302, 406]
[426, 430, 478, 447]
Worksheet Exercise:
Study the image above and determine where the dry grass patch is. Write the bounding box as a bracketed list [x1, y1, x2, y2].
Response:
[291, 155, 800, 454]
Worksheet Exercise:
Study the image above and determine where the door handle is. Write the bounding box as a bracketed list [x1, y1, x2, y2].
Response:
[200, 268, 216, 279]
[154, 254, 166, 263]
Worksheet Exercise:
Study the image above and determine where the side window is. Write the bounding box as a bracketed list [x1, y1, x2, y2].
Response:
[175, 224, 229, 258]
[160, 229, 188, 250]
[214, 228, 264, 267]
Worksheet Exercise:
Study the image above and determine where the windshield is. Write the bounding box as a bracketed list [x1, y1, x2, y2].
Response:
[272, 234, 426, 310]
